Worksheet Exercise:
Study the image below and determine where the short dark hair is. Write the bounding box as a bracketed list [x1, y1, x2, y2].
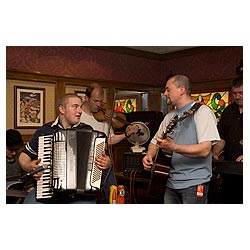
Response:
[55, 93, 83, 115]
[6, 129, 23, 149]
[172, 75, 192, 95]
[232, 75, 243, 89]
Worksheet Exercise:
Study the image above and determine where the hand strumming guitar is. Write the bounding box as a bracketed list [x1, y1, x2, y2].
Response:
[156, 136, 175, 156]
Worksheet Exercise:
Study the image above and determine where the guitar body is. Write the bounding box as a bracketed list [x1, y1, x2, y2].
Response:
[147, 152, 171, 199]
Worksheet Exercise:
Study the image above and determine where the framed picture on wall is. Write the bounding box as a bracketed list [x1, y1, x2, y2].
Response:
[14, 86, 45, 128]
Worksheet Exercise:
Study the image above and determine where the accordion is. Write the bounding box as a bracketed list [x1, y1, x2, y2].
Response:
[36, 126, 106, 200]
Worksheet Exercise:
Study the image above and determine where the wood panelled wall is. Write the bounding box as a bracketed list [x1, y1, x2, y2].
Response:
[6, 69, 163, 139]
[6, 68, 163, 109]
[7, 68, 237, 142]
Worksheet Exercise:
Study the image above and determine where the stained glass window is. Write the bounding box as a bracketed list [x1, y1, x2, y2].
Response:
[114, 97, 137, 113]
[191, 91, 229, 120]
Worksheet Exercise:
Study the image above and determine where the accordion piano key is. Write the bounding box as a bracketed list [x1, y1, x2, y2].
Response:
[36, 135, 53, 200]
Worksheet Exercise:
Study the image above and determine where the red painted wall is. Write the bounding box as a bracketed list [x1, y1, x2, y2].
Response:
[6, 46, 242, 87]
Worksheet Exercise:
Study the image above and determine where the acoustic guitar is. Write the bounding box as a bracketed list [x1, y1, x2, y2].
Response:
[147, 102, 201, 198]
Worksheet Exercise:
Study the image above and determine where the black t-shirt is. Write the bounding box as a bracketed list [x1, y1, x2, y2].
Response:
[217, 102, 243, 161]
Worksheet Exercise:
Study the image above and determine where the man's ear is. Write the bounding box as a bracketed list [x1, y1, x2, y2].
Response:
[83, 95, 87, 102]
[58, 105, 65, 114]
[84, 95, 89, 103]
[179, 86, 185, 95]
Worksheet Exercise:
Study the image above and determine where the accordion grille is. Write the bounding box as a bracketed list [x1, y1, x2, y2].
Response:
[90, 138, 105, 188]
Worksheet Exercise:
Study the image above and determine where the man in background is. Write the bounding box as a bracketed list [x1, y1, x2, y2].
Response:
[80, 83, 139, 145]
[213, 75, 243, 203]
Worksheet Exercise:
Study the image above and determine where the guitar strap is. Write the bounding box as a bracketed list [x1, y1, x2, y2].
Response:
[163, 102, 202, 138]
[161, 102, 202, 156]
[178, 101, 202, 119]
[187, 101, 202, 115]
[174, 101, 202, 128]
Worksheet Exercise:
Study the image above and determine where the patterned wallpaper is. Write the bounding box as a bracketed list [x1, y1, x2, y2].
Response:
[6, 46, 162, 86]
[162, 46, 243, 82]
[6, 46, 243, 88]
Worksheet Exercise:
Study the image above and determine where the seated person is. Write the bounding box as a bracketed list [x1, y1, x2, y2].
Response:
[19, 93, 116, 204]
[6, 129, 34, 203]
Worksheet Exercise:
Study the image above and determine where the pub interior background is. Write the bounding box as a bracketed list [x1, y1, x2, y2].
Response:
[6, 46, 243, 204]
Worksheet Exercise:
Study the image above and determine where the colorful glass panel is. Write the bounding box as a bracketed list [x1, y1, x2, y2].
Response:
[191, 91, 229, 119]
[114, 97, 137, 113]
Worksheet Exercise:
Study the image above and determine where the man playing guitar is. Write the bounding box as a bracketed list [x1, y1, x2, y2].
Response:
[142, 75, 220, 204]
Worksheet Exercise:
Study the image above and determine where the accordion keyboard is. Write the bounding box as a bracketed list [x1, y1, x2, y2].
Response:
[36, 135, 53, 199]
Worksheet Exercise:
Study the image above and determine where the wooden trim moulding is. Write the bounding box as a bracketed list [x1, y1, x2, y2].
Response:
[192, 76, 237, 92]
[6, 68, 160, 91]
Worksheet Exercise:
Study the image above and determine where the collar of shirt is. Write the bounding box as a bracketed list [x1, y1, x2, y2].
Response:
[232, 102, 242, 114]
[175, 100, 195, 117]
[51, 117, 81, 129]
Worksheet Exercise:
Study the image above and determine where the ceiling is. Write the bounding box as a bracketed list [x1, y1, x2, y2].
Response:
[83, 46, 200, 59]
[124, 46, 198, 54]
